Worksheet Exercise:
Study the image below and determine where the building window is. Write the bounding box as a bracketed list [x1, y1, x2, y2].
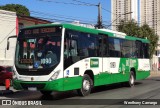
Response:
[19, 23, 24, 30]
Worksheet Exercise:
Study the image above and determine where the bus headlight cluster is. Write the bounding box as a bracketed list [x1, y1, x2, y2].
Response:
[49, 70, 60, 81]
[12, 69, 18, 80]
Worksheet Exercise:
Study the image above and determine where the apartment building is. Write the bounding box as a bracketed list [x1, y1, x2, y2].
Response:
[111, 0, 138, 31]
[140, 0, 160, 35]
[140, 0, 160, 70]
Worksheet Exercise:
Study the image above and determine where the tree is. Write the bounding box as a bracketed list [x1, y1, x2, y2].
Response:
[117, 20, 158, 58]
[0, 4, 30, 16]
[118, 20, 139, 36]
[139, 24, 158, 58]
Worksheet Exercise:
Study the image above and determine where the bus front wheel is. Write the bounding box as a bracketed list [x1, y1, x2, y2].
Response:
[77, 74, 93, 96]
[40, 91, 52, 95]
[128, 71, 135, 87]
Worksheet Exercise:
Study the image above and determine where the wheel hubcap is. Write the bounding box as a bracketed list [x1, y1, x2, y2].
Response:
[83, 80, 90, 91]
[130, 75, 134, 85]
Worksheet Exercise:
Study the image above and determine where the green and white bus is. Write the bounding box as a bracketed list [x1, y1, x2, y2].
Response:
[8, 23, 150, 96]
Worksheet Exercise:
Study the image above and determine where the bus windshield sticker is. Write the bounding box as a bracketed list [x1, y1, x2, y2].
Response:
[28, 39, 36, 43]
[20, 59, 33, 64]
[23, 42, 27, 48]
[37, 52, 42, 57]
[34, 61, 40, 68]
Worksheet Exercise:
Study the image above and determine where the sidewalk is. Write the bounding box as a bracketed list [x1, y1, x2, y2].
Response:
[149, 71, 160, 77]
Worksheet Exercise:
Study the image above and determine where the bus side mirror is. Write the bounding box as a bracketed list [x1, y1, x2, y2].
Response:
[7, 40, 10, 50]
[6, 35, 17, 50]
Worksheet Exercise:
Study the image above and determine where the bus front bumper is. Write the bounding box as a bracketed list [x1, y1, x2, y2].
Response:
[13, 79, 64, 91]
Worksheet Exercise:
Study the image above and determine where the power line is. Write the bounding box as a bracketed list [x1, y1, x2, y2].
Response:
[0, 7, 98, 24]
[0, 1, 117, 27]
[36, 0, 116, 28]
[30, 10, 97, 23]
[72, 0, 115, 15]
[101, 7, 116, 15]
[37, 0, 96, 6]
[71, 0, 97, 6]
[106, 12, 133, 29]
[31, 14, 97, 24]
[31, 10, 82, 20]
[32, 15, 96, 25]
[37, 0, 114, 15]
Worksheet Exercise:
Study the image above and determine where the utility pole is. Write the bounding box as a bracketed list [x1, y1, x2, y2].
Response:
[95, 2, 103, 29]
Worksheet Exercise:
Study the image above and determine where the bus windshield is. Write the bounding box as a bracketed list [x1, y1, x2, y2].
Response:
[15, 26, 62, 75]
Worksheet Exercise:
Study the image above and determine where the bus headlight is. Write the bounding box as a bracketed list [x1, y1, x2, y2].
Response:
[12, 70, 18, 80]
[49, 70, 60, 81]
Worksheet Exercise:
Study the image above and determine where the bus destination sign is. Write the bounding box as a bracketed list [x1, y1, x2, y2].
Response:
[24, 27, 56, 35]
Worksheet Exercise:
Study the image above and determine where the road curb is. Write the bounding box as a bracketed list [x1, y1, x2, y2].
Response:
[0, 90, 13, 95]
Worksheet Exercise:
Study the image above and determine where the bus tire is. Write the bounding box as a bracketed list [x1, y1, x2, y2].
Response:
[40, 91, 52, 95]
[77, 74, 93, 96]
[128, 71, 135, 87]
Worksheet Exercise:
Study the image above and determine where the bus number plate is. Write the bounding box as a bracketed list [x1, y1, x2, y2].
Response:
[28, 87, 37, 91]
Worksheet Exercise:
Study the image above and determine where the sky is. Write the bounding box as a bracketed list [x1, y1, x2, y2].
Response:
[0, 0, 111, 26]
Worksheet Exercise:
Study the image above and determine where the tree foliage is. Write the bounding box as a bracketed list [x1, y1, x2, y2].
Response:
[118, 20, 158, 58]
[0, 4, 30, 16]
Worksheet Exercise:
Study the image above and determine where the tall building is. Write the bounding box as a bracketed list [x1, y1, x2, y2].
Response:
[140, 0, 160, 70]
[140, 0, 160, 41]
[111, 0, 138, 31]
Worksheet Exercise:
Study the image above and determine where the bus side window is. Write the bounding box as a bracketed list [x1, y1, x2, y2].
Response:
[99, 38, 103, 57]
[64, 31, 79, 70]
[64, 33, 78, 58]
[122, 40, 139, 58]
[136, 41, 143, 58]
[143, 43, 149, 58]
[132, 41, 137, 58]
[69, 39, 78, 56]
[108, 37, 121, 57]
[64, 39, 69, 59]
[98, 34, 109, 57]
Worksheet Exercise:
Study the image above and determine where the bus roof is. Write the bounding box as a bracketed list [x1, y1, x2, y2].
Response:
[22, 23, 149, 43]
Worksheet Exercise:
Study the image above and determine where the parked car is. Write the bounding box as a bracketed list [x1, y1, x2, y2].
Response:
[0, 66, 13, 85]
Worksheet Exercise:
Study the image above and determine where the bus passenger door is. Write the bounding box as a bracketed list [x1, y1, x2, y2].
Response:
[63, 30, 81, 91]
[97, 34, 111, 85]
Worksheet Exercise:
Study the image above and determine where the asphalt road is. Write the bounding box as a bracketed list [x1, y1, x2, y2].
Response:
[0, 76, 160, 108]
